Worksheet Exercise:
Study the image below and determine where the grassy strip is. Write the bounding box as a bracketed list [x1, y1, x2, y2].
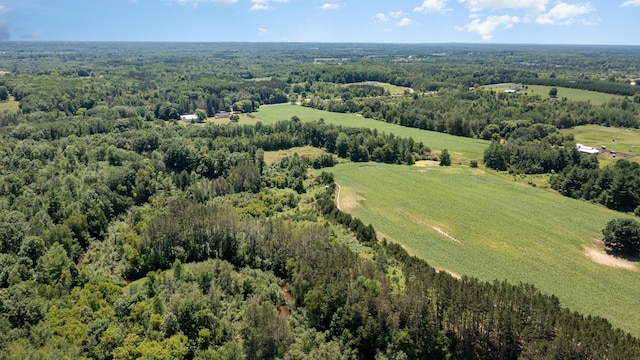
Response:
[253, 104, 489, 161]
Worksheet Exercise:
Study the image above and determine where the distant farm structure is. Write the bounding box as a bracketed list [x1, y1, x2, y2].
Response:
[576, 143, 599, 155]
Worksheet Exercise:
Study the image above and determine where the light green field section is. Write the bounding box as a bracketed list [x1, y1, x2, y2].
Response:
[263, 146, 329, 165]
[329, 162, 640, 335]
[0, 96, 19, 112]
[253, 104, 489, 161]
[564, 124, 640, 160]
[347, 82, 413, 95]
[484, 83, 624, 105]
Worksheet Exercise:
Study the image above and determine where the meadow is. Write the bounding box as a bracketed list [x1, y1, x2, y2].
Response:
[346, 82, 414, 95]
[0, 96, 19, 112]
[327, 162, 640, 335]
[564, 124, 640, 162]
[263, 146, 329, 165]
[484, 83, 624, 105]
[253, 104, 489, 161]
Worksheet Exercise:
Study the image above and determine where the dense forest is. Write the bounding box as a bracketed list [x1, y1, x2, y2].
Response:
[1, 42, 640, 359]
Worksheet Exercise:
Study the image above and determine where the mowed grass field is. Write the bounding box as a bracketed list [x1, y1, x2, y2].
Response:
[328, 162, 640, 335]
[564, 124, 640, 163]
[253, 104, 489, 161]
[484, 83, 624, 105]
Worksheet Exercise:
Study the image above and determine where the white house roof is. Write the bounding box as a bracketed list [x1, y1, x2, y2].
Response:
[180, 114, 199, 121]
[576, 143, 599, 155]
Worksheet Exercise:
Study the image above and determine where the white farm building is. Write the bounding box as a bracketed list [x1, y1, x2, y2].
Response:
[576, 144, 599, 155]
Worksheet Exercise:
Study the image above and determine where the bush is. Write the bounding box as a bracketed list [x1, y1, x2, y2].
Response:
[469, 160, 478, 168]
[602, 218, 640, 254]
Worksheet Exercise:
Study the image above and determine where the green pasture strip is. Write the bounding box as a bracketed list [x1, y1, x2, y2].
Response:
[253, 104, 489, 161]
[328, 162, 640, 336]
[346, 81, 413, 95]
[483, 83, 624, 105]
[563, 124, 640, 158]
[526, 85, 625, 105]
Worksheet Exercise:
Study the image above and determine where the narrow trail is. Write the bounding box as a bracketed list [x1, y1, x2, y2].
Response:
[335, 182, 343, 211]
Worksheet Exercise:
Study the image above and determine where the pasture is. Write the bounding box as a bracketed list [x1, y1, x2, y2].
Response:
[484, 83, 624, 105]
[263, 146, 329, 165]
[0, 96, 19, 112]
[253, 104, 489, 161]
[564, 124, 640, 163]
[328, 162, 640, 335]
[346, 82, 413, 95]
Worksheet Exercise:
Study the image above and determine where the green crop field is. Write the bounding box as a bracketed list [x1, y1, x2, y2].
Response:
[484, 83, 624, 105]
[328, 162, 640, 335]
[253, 104, 489, 161]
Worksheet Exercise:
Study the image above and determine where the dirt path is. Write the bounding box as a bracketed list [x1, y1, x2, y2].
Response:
[431, 226, 461, 243]
[335, 183, 343, 211]
[278, 284, 292, 322]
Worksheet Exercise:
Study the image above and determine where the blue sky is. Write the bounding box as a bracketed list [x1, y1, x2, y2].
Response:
[0, 0, 639, 44]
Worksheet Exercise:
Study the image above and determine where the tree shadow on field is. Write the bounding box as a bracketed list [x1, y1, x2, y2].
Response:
[605, 247, 640, 262]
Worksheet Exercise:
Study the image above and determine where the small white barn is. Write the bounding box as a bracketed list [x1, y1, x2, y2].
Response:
[576, 143, 599, 155]
[180, 114, 199, 123]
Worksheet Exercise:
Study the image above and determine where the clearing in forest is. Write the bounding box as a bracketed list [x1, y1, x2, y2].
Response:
[563, 124, 640, 164]
[484, 83, 624, 105]
[327, 161, 640, 336]
[263, 146, 330, 165]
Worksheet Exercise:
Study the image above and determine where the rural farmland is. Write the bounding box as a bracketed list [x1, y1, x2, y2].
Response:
[327, 162, 640, 335]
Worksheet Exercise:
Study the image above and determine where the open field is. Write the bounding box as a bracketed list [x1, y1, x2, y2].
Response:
[563, 125, 640, 164]
[328, 162, 640, 335]
[0, 96, 19, 112]
[484, 83, 624, 105]
[263, 146, 329, 164]
[252, 104, 489, 161]
[347, 81, 413, 95]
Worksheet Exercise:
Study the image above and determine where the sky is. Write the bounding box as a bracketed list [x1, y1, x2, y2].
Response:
[0, 0, 639, 44]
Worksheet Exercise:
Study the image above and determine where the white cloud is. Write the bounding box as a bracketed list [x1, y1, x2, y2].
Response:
[459, 0, 548, 13]
[171, 0, 238, 6]
[414, 0, 450, 13]
[249, 0, 288, 10]
[375, 10, 407, 23]
[535, 2, 595, 25]
[257, 27, 268, 34]
[374, 13, 389, 22]
[397, 17, 413, 27]
[321, 3, 342, 10]
[456, 14, 520, 40]
[621, 0, 640, 6]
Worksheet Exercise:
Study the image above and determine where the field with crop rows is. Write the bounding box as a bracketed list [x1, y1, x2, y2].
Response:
[328, 161, 640, 335]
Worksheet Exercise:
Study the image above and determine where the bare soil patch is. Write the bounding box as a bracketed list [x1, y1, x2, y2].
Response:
[278, 284, 292, 322]
[584, 246, 637, 271]
[431, 226, 461, 243]
[600, 149, 635, 159]
[438, 268, 462, 279]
